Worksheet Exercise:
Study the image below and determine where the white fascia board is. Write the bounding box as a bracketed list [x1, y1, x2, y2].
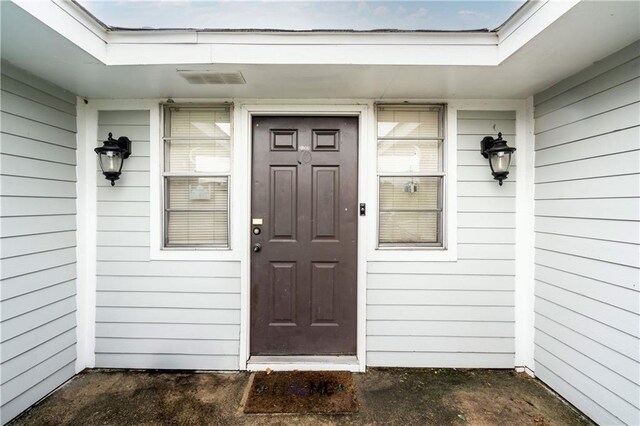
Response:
[100, 1, 580, 67]
[497, 0, 581, 63]
[108, 43, 497, 66]
[209, 43, 497, 66]
[106, 44, 213, 66]
[52, 0, 107, 34]
[108, 31, 200, 44]
[105, 31, 498, 66]
[110, 31, 498, 46]
[12, 0, 107, 63]
[15, 0, 580, 68]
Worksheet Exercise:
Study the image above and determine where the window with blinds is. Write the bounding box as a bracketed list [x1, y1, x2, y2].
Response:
[377, 105, 445, 247]
[163, 106, 231, 247]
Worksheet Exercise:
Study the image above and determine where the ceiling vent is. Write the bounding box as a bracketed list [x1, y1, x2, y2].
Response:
[178, 71, 246, 85]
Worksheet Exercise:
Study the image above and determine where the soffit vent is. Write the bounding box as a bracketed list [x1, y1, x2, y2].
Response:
[178, 71, 246, 84]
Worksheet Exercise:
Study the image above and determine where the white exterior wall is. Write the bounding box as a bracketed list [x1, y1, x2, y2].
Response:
[82, 101, 516, 369]
[94, 110, 241, 370]
[533, 40, 640, 425]
[0, 62, 78, 424]
[366, 110, 517, 368]
[85, 105, 520, 372]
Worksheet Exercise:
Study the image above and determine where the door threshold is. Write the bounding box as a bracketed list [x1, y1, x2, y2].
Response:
[247, 355, 361, 372]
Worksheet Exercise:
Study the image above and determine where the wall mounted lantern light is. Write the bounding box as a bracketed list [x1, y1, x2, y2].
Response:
[95, 132, 132, 186]
[480, 132, 516, 186]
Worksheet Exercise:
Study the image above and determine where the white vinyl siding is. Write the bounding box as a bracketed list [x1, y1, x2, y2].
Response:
[533, 40, 640, 426]
[0, 62, 78, 425]
[95, 110, 240, 371]
[366, 110, 516, 368]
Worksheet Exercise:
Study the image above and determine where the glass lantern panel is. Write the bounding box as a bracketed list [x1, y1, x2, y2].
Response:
[99, 151, 124, 173]
[490, 151, 511, 173]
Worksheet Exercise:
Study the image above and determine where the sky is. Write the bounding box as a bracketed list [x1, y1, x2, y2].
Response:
[78, 0, 527, 31]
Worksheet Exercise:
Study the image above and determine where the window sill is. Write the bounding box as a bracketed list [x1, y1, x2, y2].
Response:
[366, 246, 458, 262]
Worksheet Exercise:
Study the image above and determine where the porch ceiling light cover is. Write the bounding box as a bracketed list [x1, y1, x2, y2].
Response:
[95, 132, 132, 186]
[480, 132, 516, 186]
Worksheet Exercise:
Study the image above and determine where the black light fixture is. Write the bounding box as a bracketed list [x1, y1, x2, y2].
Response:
[95, 132, 132, 186]
[480, 132, 516, 186]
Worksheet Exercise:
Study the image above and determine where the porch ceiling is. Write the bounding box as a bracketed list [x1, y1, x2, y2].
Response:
[1, 0, 639, 100]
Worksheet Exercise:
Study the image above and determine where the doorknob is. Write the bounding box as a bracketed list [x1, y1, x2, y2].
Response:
[252, 243, 262, 253]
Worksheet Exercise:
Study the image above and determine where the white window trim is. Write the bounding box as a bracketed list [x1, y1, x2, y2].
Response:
[150, 100, 241, 260]
[366, 102, 458, 261]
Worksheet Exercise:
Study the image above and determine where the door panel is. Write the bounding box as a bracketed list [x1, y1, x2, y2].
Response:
[270, 167, 297, 240]
[312, 166, 339, 240]
[251, 116, 358, 355]
[311, 262, 338, 324]
[270, 262, 296, 325]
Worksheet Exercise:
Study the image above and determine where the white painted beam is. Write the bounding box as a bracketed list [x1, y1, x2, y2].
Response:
[75, 98, 97, 371]
[514, 96, 535, 374]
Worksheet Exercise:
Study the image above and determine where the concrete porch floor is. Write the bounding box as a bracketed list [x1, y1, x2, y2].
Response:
[10, 369, 592, 425]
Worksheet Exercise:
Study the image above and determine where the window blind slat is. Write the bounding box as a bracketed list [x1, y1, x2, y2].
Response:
[380, 211, 440, 244]
[165, 177, 228, 246]
[166, 177, 228, 210]
[378, 176, 442, 244]
[165, 139, 230, 173]
[378, 140, 441, 173]
[379, 176, 441, 210]
[377, 109, 440, 139]
[167, 210, 228, 246]
[169, 109, 231, 139]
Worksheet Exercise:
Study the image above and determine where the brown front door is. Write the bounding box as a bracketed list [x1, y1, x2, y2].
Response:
[250, 116, 358, 355]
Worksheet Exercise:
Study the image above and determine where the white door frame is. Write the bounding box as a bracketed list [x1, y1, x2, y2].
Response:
[237, 102, 371, 372]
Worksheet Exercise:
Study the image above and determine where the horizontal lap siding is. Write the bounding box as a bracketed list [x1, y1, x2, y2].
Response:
[95, 111, 240, 371]
[0, 63, 77, 425]
[533, 40, 640, 426]
[366, 110, 516, 368]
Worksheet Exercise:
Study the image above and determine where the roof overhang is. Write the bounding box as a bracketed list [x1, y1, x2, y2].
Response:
[1, 0, 639, 99]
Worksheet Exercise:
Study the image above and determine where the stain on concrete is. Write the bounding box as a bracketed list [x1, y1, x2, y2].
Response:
[9, 368, 593, 425]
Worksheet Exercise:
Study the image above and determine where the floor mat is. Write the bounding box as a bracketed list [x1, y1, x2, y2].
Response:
[243, 371, 359, 414]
